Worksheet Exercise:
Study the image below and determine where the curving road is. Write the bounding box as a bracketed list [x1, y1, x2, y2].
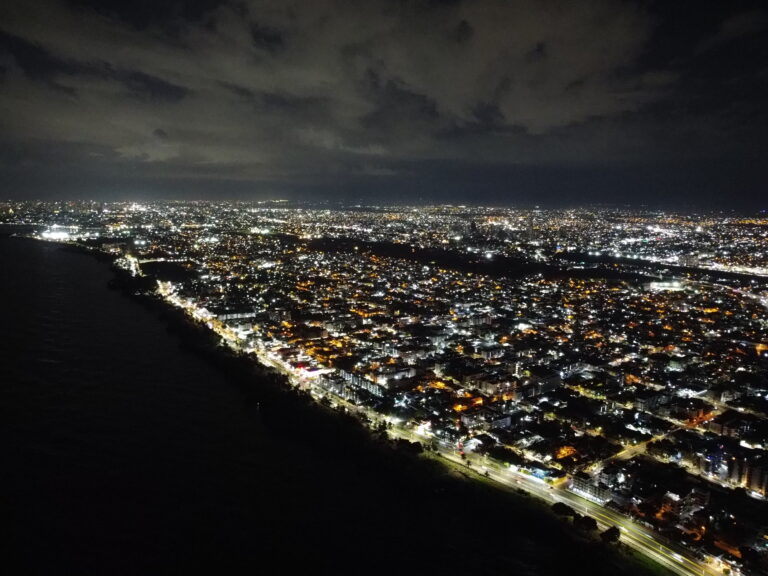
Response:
[159, 286, 732, 576]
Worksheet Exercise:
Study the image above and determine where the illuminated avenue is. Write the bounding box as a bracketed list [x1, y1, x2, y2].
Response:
[5, 201, 768, 575]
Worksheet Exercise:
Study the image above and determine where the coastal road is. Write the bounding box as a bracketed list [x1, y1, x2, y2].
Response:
[467, 455, 718, 576]
[244, 346, 725, 576]
[157, 289, 726, 576]
[395, 428, 723, 576]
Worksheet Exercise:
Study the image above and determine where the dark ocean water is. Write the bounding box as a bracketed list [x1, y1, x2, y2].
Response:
[0, 236, 661, 576]
[0, 237, 287, 573]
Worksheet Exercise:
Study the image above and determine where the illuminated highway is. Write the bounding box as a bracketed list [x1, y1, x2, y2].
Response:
[157, 282, 734, 576]
[418, 435, 724, 576]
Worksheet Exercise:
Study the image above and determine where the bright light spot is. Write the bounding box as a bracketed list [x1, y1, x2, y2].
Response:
[42, 230, 70, 240]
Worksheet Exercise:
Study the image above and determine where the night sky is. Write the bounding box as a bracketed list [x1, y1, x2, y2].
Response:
[1, 0, 766, 207]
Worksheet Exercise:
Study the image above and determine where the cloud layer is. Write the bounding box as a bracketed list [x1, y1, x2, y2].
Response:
[0, 0, 766, 204]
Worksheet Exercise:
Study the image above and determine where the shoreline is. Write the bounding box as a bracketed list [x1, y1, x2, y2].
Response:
[39, 236, 456, 473]
[13, 235, 687, 576]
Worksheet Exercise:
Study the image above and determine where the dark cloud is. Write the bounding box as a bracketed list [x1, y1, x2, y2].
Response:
[118, 70, 190, 102]
[699, 9, 768, 51]
[452, 19, 473, 44]
[0, 30, 190, 102]
[257, 91, 326, 115]
[525, 42, 547, 63]
[67, 0, 226, 31]
[361, 72, 440, 135]
[0, 30, 77, 80]
[250, 21, 284, 53]
[0, 0, 766, 206]
[219, 81, 255, 99]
